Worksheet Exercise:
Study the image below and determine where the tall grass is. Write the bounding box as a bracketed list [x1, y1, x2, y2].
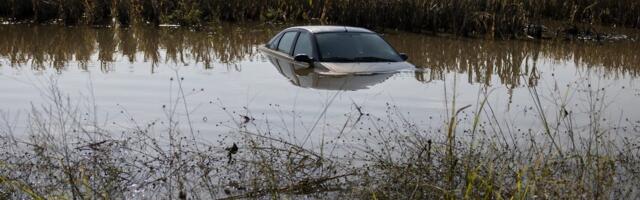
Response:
[0, 0, 638, 37]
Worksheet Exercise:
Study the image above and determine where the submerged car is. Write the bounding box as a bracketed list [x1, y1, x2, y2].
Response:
[259, 26, 414, 74]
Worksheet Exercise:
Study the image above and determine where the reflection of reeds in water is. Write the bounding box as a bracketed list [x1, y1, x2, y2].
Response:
[118, 28, 137, 63]
[386, 32, 640, 87]
[97, 28, 116, 71]
[0, 0, 638, 36]
[0, 25, 95, 70]
[388, 35, 534, 87]
[0, 24, 271, 72]
[0, 24, 638, 86]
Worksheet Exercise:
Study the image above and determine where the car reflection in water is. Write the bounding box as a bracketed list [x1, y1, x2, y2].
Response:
[263, 53, 398, 91]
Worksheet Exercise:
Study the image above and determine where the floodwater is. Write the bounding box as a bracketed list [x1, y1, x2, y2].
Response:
[1, 24, 639, 146]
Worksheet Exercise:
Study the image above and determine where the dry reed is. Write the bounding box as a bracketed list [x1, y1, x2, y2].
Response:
[0, 0, 638, 37]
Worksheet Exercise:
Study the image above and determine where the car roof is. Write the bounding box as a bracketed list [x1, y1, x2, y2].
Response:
[285, 26, 374, 34]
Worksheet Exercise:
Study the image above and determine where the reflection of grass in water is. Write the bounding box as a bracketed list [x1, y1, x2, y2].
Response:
[0, 24, 272, 71]
[0, 24, 639, 89]
[1, 73, 639, 199]
[390, 33, 640, 88]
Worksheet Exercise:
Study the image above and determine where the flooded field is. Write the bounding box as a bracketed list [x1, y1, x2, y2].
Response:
[1, 24, 640, 199]
[1, 24, 639, 139]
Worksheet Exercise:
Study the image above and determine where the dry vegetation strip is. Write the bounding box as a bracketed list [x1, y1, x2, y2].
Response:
[0, 0, 639, 37]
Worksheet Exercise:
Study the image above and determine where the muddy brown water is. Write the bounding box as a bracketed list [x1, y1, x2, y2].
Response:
[0, 23, 639, 146]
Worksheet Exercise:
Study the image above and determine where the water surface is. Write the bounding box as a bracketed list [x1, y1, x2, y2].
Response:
[1, 24, 639, 146]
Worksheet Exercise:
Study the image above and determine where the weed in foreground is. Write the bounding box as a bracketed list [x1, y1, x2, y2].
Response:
[1, 72, 639, 199]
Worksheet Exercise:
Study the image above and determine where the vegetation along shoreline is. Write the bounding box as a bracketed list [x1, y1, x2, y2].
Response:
[0, 0, 639, 40]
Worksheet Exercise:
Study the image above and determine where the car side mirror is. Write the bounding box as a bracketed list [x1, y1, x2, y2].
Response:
[399, 53, 409, 61]
[294, 54, 313, 63]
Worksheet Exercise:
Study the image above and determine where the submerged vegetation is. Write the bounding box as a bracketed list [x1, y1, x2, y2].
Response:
[0, 0, 639, 37]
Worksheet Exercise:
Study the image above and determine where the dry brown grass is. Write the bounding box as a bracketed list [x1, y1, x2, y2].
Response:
[0, 0, 638, 37]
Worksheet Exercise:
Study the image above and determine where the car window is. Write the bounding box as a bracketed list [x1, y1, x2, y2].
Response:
[293, 32, 313, 57]
[316, 33, 402, 62]
[267, 33, 282, 49]
[277, 32, 298, 54]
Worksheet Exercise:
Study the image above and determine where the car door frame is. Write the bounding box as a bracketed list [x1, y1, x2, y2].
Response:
[271, 29, 319, 60]
[290, 30, 319, 61]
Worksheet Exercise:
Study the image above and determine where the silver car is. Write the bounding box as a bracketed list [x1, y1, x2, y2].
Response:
[259, 26, 414, 75]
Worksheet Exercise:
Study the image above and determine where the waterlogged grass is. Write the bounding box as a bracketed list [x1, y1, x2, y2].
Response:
[0, 0, 638, 37]
[0, 73, 638, 199]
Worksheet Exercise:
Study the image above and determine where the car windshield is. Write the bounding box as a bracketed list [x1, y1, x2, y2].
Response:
[315, 32, 403, 62]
